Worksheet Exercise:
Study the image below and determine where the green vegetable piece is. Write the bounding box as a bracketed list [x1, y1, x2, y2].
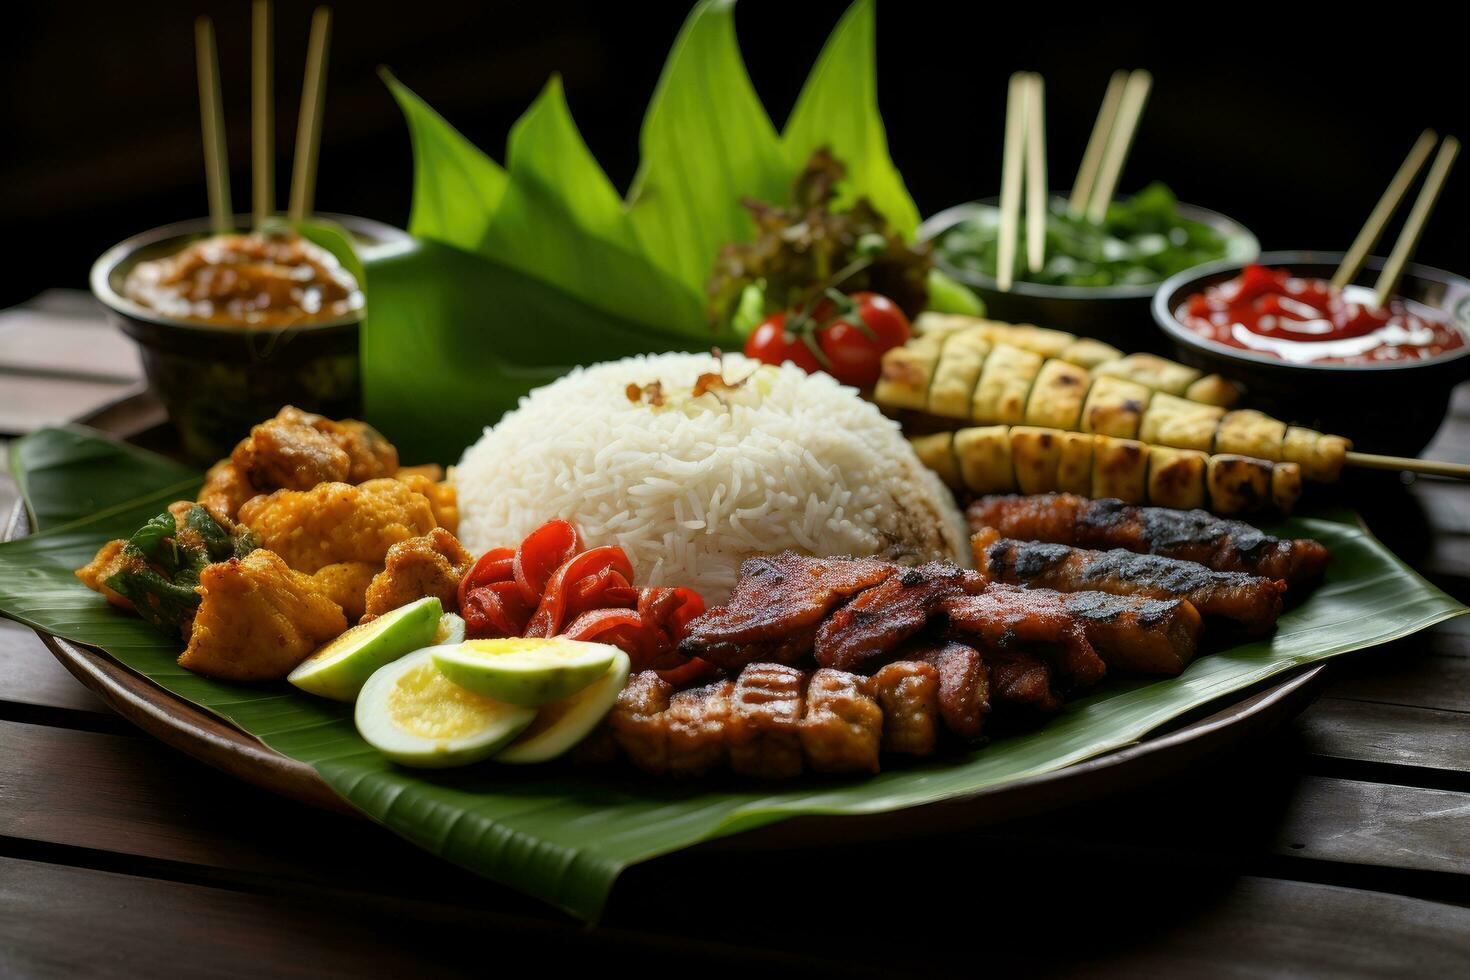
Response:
[731, 282, 767, 337]
[103, 504, 257, 639]
[925, 269, 985, 316]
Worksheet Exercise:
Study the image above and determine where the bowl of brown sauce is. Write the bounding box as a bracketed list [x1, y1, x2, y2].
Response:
[92, 214, 406, 460]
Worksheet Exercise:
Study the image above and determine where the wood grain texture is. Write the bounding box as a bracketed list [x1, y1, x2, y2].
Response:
[1297, 697, 1470, 773]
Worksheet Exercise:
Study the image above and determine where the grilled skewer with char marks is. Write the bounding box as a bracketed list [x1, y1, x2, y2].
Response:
[968, 493, 1330, 589]
[972, 528, 1286, 635]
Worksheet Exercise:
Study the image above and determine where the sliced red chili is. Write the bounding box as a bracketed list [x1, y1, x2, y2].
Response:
[512, 519, 581, 606]
[462, 582, 533, 639]
[458, 547, 515, 610]
[525, 546, 636, 638]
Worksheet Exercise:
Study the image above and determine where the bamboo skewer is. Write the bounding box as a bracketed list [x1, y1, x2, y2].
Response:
[288, 7, 332, 222]
[1086, 69, 1151, 223]
[1068, 71, 1126, 217]
[1346, 451, 1470, 481]
[1331, 130, 1437, 289]
[996, 72, 1029, 292]
[252, 0, 274, 229]
[1373, 135, 1460, 308]
[194, 17, 232, 234]
[1024, 74, 1048, 274]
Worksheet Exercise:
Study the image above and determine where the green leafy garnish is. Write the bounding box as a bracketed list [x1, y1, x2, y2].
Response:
[936, 182, 1237, 289]
[104, 504, 256, 637]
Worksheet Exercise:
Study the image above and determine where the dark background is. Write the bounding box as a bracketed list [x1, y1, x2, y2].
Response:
[5, 1, 1467, 309]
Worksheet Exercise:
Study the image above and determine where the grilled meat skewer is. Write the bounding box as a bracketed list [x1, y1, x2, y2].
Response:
[968, 493, 1330, 589]
[972, 528, 1286, 635]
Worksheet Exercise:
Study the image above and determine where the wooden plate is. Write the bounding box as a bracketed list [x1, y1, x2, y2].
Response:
[9, 500, 1329, 838]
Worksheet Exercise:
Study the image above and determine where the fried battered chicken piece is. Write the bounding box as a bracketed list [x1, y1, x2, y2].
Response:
[868, 661, 941, 756]
[968, 494, 1330, 589]
[362, 528, 472, 622]
[394, 473, 459, 535]
[231, 406, 399, 492]
[238, 478, 437, 574]
[679, 553, 894, 668]
[178, 551, 346, 682]
[75, 539, 133, 610]
[666, 681, 736, 776]
[310, 561, 379, 622]
[909, 641, 990, 740]
[974, 528, 1285, 635]
[728, 662, 807, 778]
[814, 561, 980, 672]
[198, 460, 260, 522]
[607, 672, 675, 775]
[799, 668, 882, 773]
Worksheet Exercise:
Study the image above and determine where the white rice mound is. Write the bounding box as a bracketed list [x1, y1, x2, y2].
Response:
[453, 352, 969, 604]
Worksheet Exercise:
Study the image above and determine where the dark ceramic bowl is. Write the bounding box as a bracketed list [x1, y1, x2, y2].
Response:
[1153, 251, 1470, 456]
[91, 214, 408, 461]
[920, 197, 1259, 351]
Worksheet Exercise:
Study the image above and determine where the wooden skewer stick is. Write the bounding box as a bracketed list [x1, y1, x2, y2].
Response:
[1087, 69, 1151, 223]
[1373, 135, 1459, 308]
[252, 0, 274, 229]
[1347, 451, 1470, 481]
[1024, 73, 1048, 274]
[288, 7, 332, 222]
[1331, 129, 1436, 289]
[996, 72, 1029, 292]
[194, 16, 232, 234]
[1068, 70, 1126, 217]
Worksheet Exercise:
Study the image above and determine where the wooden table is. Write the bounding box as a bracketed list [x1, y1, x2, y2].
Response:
[4, 369, 1470, 976]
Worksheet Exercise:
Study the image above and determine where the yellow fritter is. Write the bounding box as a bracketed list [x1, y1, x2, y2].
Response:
[363, 528, 473, 621]
[179, 550, 347, 682]
[238, 478, 437, 574]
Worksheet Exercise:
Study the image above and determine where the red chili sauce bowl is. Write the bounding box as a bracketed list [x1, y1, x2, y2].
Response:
[1154, 252, 1470, 455]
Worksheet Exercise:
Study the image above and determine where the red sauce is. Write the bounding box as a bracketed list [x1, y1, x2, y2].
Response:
[1176, 264, 1464, 365]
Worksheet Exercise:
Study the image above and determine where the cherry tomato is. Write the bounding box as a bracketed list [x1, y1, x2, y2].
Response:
[815, 291, 911, 388]
[743, 313, 823, 373]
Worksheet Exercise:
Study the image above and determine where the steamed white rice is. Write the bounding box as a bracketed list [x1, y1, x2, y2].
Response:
[453, 352, 968, 604]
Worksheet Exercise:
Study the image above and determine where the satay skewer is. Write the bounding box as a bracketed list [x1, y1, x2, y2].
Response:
[1331, 129, 1436, 289]
[996, 72, 1029, 292]
[288, 7, 332, 222]
[251, 0, 274, 229]
[1086, 69, 1150, 223]
[1373, 134, 1460, 308]
[194, 16, 231, 234]
[1068, 71, 1126, 217]
[1024, 73, 1047, 274]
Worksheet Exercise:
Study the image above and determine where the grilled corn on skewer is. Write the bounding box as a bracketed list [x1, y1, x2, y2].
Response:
[911, 426, 1302, 515]
[879, 314, 1351, 482]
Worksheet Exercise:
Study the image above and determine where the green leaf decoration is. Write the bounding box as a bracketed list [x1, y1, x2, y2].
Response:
[382, 71, 509, 250]
[1, 427, 1463, 922]
[361, 0, 924, 460]
[625, 0, 789, 291]
[780, 0, 920, 237]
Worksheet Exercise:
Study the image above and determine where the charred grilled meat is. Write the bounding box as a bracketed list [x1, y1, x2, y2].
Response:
[868, 660, 942, 756]
[941, 583, 1200, 676]
[973, 528, 1285, 635]
[814, 561, 981, 672]
[800, 668, 883, 773]
[728, 662, 808, 778]
[967, 493, 1330, 589]
[677, 553, 893, 669]
[909, 641, 990, 740]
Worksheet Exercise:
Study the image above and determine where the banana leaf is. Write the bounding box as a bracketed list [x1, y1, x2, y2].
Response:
[0, 426, 1463, 922]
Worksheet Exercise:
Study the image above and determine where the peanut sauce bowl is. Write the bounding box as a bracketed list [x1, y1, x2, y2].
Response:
[1153, 251, 1470, 457]
[91, 214, 408, 461]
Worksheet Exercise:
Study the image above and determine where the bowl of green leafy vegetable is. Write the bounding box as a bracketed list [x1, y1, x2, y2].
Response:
[922, 183, 1258, 349]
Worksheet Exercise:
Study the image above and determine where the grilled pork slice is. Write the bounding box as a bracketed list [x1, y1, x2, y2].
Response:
[799, 668, 883, 773]
[814, 562, 982, 672]
[606, 672, 675, 775]
[967, 493, 1330, 589]
[728, 662, 808, 779]
[666, 681, 736, 777]
[942, 582, 1200, 676]
[868, 661, 942, 756]
[936, 585, 1107, 689]
[679, 553, 894, 669]
[973, 529, 1286, 635]
[984, 647, 1064, 713]
[909, 641, 991, 740]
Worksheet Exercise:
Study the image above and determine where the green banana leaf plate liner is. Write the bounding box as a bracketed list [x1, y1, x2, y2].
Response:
[0, 425, 1463, 922]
